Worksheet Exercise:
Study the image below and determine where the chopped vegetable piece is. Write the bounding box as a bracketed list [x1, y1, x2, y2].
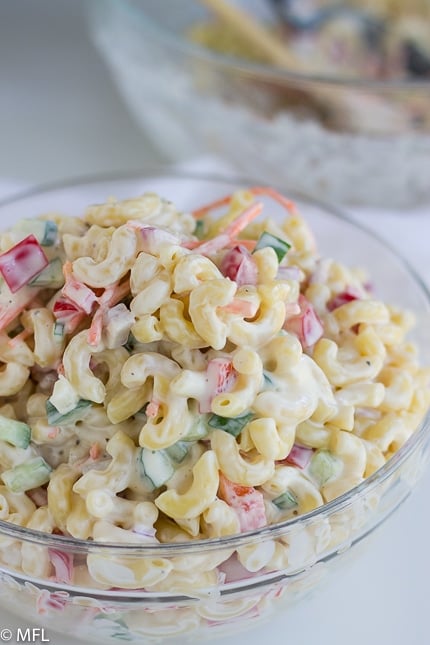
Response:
[165, 441, 190, 463]
[327, 286, 362, 311]
[188, 203, 263, 255]
[218, 473, 267, 531]
[46, 398, 92, 427]
[48, 548, 73, 584]
[220, 245, 258, 286]
[273, 489, 298, 510]
[1, 457, 52, 493]
[276, 265, 302, 281]
[102, 303, 135, 349]
[53, 321, 65, 339]
[283, 443, 314, 469]
[200, 358, 237, 413]
[131, 224, 179, 254]
[184, 415, 210, 441]
[262, 371, 275, 388]
[254, 231, 291, 262]
[0, 235, 49, 293]
[138, 448, 174, 488]
[208, 411, 254, 437]
[13, 219, 58, 246]
[219, 297, 259, 318]
[309, 450, 343, 486]
[62, 262, 97, 314]
[0, 414, 31, 448]
[194, 219, 206, 239]
[49, 375, 80, 415]
[52, 297, 85, 334]
[29, 257, 64, 288]
[283, 294, 324, 347]
[0, 284, 42, 332]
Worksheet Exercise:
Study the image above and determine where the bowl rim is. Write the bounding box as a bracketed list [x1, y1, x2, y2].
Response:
[0, 167, 429, 555]
[100, 0, 430, 92]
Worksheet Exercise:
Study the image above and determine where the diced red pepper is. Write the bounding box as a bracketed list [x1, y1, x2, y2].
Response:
[327, 286, 362, 312]
[283, 294, 324, 348]
[200, 358, 237, 413]
[62, 262, 97, 315]
[277, 443, 314, 469]
[53, 297, 85, 333]
[0, 235, 49, 293]
[218, 473, 267, 532]
[220, 245, 258, 287]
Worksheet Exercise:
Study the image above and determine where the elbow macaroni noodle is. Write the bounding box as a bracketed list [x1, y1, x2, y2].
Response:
[0, 185, 428, 631]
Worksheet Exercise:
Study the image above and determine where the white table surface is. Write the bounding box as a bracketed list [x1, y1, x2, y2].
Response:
[1, 2, 430, 644]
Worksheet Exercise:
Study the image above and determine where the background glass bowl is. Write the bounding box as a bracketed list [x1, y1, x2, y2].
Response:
[0, 171, 429, 644]
[87, 0, 430, 208]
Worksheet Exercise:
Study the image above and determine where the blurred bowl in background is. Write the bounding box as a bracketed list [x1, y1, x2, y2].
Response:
[87, 0, 430, 208]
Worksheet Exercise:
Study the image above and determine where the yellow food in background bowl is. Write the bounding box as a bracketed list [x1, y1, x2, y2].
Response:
[88, 0, 430, 207]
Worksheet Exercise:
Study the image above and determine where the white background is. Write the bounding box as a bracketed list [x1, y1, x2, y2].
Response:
[1, 2, 430, 644]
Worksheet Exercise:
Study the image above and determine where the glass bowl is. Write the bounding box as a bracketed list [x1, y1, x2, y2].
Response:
[0, 171, 429, 645]
[87, 0, 430, 208]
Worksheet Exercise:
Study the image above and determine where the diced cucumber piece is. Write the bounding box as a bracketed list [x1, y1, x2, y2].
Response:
[138, 448, 174, 488]
[0, 415, 31, 449]
[165, 441, 190, 463]
[254, 231, 291, 262]
[46, 399, 92, 427]
[30, 257, 64, 288]
[13, 219, 58, 246]
[184, 415, 210, 441]
[53, 321, 65, 339]
[208, 411, 254, 437]
[273, 489, 298, 510]
[309, 450, 343, 486]
[1, 457, 52, 492]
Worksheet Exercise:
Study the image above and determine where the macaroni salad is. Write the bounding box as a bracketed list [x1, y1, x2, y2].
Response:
[0, 186, 429, 592]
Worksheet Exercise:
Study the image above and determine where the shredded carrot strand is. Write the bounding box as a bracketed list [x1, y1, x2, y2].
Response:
[62, 261, 73, 280]
[192, 194, 233, 219]
[250, 186, 297, 215]
[224, 202, 263, 238]
[191, 186, 297, 221]
[190, 203, 263, 255]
